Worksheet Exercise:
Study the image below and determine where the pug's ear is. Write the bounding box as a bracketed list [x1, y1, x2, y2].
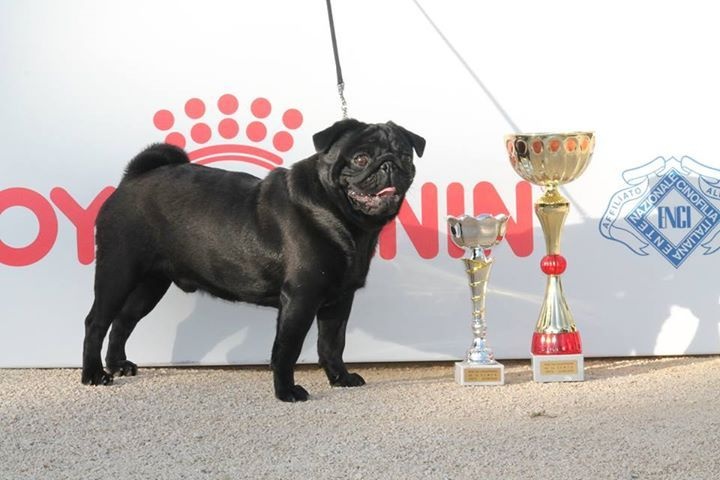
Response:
[313, 118, 364, 153]
[388, 121, 426, 158]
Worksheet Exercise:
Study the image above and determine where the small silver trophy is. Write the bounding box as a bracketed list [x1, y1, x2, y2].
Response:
[448, 213, 509, 386]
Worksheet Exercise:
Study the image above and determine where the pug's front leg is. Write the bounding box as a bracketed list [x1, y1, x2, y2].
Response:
[271, 290, 318, 402]
[317, 294, 365, 388]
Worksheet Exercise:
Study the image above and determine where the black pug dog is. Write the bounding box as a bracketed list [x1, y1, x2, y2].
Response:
[81, 118, 425, 401]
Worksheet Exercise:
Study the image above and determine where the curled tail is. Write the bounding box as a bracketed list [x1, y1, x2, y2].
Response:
[123, 143, 190, 179]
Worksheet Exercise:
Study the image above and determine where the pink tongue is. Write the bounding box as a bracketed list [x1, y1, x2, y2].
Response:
[376, 186, 397, 197]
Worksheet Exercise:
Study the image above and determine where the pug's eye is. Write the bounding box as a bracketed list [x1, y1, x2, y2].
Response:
[352, 154, 370, 168]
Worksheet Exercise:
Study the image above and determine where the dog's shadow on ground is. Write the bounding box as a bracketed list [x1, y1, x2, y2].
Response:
[168, 219, 720, 367]
[170, 297, 276, 365]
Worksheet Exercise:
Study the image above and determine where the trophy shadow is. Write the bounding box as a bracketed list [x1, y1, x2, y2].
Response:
[582, 355, 719, 381]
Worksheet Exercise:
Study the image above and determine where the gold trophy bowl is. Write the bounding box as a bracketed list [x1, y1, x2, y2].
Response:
[505, 132, 595, 382]
[506, 132, 594, 187]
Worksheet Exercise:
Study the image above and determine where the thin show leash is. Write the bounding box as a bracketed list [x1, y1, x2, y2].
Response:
[325, 0, 348, 119]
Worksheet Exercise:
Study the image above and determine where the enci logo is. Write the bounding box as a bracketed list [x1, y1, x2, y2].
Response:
[0, 94, 534, 267]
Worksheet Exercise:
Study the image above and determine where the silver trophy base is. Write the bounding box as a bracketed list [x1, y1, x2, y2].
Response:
[455, 361, 504, 386]
[531, 354, 584, 382]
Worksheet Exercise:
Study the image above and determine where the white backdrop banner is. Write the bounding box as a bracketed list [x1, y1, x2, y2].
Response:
[2, 0, 719, 367]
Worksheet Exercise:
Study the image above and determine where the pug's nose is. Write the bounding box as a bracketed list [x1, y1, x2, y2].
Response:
[380, 162, 392, 172]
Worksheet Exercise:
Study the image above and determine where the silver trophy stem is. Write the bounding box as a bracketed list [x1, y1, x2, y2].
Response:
[463, 255, 496, 365]
[448, 213, 507, 385]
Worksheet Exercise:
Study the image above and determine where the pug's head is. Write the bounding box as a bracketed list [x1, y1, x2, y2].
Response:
[313, 119, 425, 225]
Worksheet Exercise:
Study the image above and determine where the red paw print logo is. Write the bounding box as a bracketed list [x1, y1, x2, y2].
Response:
[152, 95, 303, 171]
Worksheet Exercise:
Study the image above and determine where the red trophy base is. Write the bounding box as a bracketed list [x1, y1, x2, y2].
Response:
[531, 332, 584, 382]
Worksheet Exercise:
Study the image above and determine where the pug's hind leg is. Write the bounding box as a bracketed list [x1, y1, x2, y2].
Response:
[105, 275, 171, 377]
[317, 294, 365, 388]
[271, 287, 319, 402]
[82, 268, 138, 386]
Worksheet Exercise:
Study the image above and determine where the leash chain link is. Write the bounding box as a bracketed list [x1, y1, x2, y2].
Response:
[338, 82, 348, 119]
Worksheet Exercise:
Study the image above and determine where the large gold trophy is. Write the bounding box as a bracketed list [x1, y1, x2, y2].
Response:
[504, 132, 594, 382]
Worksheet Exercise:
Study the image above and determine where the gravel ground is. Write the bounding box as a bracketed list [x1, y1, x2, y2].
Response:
[2, 356, 720, 480]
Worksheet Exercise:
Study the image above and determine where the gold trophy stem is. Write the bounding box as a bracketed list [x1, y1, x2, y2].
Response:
[536, 186, 568, 255]
[535, 186, 576, 334]
[536, 276, 575, 333]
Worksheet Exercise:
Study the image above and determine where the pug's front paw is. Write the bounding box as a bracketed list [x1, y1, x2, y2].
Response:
[330, 372, 365, 387]
[107, 360, 138, 377]
[81, 366, 114, 386]
[275, 384, 310, 402]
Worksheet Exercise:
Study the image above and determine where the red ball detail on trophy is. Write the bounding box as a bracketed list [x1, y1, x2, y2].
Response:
[565, 138, 577, 152]
[540, 254, 567, 275]
[532, 140, 543, 154]
[549, 139, 561, 152]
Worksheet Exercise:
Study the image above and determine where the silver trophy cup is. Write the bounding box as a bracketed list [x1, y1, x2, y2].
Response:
[448, 214, 509, 385]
